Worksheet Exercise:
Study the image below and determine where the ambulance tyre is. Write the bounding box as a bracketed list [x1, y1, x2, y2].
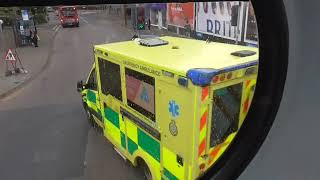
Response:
[137, 158, 152, 180]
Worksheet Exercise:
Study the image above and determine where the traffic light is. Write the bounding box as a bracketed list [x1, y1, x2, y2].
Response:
[137, 23, 145, 30]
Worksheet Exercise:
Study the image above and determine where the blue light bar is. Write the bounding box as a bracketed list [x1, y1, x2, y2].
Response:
[186, 68, 219, 87]
[186, 60, 258, 87]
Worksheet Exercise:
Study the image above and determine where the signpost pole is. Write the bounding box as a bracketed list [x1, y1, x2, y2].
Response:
[236, 2, 242, 45]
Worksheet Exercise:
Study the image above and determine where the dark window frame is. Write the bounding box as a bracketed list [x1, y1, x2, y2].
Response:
[87, 68, 97, 91]
[125, 67, 156, 122]
[98, 57, 123, 101]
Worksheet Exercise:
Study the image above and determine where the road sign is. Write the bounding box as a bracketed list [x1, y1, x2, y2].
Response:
[4, 49, 16, 61]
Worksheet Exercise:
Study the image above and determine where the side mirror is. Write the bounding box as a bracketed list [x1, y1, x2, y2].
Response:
[231, 5, 239, 26]
[77, 80, 83, 92]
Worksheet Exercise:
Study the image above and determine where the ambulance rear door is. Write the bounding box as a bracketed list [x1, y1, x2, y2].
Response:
[156, 78, 195, 180]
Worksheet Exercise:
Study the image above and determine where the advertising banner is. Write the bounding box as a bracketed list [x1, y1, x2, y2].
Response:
[244, 2, 258, 44]
[167, 3, 195, 30]
[196, 2, 244, 40]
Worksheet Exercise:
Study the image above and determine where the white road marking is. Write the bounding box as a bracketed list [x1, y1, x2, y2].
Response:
[80, 11, 97, 15]
[52, 24, 58, 31]
[79, 16, 89, 24]
[55, 25, 61, 33]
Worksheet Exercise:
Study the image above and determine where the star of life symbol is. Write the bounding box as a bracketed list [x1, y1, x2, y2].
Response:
[169, 100, 180, 118]
[140, 86, 150, 103]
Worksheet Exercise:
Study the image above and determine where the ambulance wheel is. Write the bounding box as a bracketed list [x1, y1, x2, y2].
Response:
[138, 159, 152, 180]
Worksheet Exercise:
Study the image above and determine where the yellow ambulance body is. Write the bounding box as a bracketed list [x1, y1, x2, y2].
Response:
[78, 36, 258, 180]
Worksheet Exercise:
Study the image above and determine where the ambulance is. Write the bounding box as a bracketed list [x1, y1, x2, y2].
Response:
[77, 36, 258, 180]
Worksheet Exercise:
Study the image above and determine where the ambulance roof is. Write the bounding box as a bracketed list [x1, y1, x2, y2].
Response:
[95, 36, 259, 76]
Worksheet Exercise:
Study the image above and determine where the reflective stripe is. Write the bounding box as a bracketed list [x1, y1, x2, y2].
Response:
[121, 108, 160, 140]
[127, 137, 138, 155]
[105, 120, 121, 145]
[138, 129, 160, 162]
[198, 139, 206, 157]
[105, 108, 120, 128]
[199, 110, 208, 131]
[246, 80, 251, 88]
[198, 105, 208, 157]
[126, 120, 138, 143]
[199, 126, 207, 143]
[163, 168, 179, 180]
[121, 132, 126, 149]
[87, 90, 96, 103]
[163, 147, 184, 179]
[201, 87, 209, 101]
[243, 98, 249, 113]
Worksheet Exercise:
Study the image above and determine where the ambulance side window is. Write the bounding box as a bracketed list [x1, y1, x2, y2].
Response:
[88, 68, 97, 91]
[125, 68, 155, 121]
[98, 58, 122, 101]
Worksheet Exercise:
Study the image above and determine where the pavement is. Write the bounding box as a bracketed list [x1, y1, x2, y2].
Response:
[0, 11, 61, 100]
[0, 28, 58, 100]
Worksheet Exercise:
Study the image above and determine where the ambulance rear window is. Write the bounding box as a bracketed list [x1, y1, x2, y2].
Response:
[210, 83, 243, 147]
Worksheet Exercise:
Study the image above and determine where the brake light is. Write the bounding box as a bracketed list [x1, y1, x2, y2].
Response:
[212, 76, 219, 83]
[227, 72, 232, 79]
[220, 74, 225, 81]
[199, 163, 206, 170]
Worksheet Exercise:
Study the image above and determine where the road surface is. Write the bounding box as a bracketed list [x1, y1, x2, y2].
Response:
[0, 12, 142, 180]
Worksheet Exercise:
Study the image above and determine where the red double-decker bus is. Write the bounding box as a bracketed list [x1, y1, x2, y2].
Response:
[58, 6, 79, 28]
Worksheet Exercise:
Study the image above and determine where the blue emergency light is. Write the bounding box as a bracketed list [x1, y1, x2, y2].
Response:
[186, 68, 219, 87]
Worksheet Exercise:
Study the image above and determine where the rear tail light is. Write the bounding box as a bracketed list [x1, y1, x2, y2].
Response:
[220, 74, 225, 81]
[227, 72, 232, 79]
[199, 163, 206, 170]
[212, 76, 219, 83]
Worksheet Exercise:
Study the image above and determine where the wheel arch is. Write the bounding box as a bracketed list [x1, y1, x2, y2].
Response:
[132, 150, 161, 180]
